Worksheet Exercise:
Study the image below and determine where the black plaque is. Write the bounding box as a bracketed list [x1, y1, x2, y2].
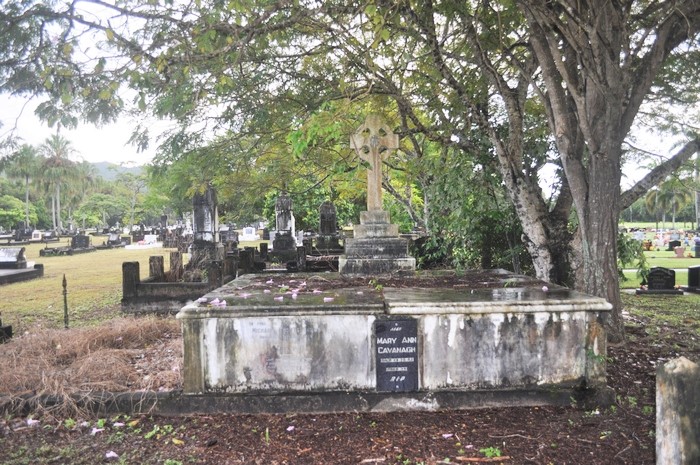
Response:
[375, 318, 418, 392]
[647, 267, 675, 290]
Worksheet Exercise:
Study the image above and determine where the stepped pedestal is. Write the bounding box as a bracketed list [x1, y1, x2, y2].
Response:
[339, 210, 415, 275]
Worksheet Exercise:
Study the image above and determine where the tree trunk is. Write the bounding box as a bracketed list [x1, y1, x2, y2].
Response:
[24, 175, 30, 228]
[578, 167, 624, 342]
[56, 184, 62, 231]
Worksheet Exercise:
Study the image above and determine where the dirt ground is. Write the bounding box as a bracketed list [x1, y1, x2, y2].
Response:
[1, 275, 698, 464]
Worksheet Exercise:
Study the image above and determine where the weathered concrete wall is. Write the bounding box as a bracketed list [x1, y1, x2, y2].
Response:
[421, 311, 606, 389]
[183, 314, 375, 393]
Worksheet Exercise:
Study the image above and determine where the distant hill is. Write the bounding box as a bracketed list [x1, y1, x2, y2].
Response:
[92, 162, 144, 181]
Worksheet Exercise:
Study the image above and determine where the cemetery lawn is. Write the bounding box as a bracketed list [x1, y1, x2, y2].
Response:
[0, 249, 699, 464]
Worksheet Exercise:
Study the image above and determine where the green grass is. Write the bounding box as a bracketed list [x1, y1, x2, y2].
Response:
[2, 241, 179, 331]
[621, 292, 700, 339]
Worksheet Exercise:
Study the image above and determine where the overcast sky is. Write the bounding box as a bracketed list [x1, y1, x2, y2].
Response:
[1, 95, 163, 166]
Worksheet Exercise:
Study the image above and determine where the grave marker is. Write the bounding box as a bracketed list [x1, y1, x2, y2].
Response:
[350, 115, 399, 211]
[375, 318, 419, 392]
[637, 267, 683, 295]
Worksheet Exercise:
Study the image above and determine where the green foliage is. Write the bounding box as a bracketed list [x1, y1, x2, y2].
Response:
[262, 177, 363, 232]
[416, 146, 530, 272]
[617, 232, 649, 283]
[0, 195, 29, 229]
[479, 446, 502, 458]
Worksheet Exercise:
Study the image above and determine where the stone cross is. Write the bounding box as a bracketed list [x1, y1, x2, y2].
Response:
[351, 115, 399, 211]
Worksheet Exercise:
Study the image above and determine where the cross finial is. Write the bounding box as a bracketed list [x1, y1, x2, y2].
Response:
[350, 115, 399, 211]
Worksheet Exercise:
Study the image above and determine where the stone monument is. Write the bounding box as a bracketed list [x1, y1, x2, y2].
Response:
[339, 115, 415, 275]
[271, 191, 298, 261]
[315, 200, 343, 254]
[191, 185, 224, 263]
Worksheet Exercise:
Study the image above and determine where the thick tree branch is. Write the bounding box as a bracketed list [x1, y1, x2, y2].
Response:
[620, 137, 700, 210]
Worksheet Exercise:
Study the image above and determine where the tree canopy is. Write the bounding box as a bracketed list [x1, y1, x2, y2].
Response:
[2, 0, 699, 341]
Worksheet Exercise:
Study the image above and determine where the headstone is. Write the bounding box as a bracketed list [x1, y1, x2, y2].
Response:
[240, 227, 258, 241]
[71, 234, 90, 249]
[685, 265, 700, 293]
[648, 267, 675, 290]
[316, 201, 343, 254]
[192, 186, 217, 244]
[272, 192, 298, 262]
[375, 318, 419, 392]
[190, 186, 224, 263]
[668, 240, 682, 251]
[275, 191, 293, 232]
[637, 267, 683, 295]
[0, 247, 27, 269]
[656, 357, 700, 465]
[340, 115, 416, 275]
[319, 201, 337, 235]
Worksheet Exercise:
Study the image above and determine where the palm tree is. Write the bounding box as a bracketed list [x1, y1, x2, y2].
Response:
[64, 161, 99, 230]
[39, 134, 77, 232]
[4, 145, 40, 230]
[645, 179, 694, 230]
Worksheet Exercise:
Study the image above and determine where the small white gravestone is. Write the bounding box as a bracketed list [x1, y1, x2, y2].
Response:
[240, 227, 258, 241]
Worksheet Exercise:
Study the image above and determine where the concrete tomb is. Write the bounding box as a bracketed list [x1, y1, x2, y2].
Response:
[0, 247, 27, 269]
[39, 233, 96, 256]
[339, 115, 415, 275]
[177, 270, 613, 413]
[0, 247, 44, 285]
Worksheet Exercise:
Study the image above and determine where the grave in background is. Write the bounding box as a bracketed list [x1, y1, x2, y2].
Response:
[39, 233, 96, 256]
[339, 115, 415, 275]
[271, 191, 298, 263]
[683, 265, 700, 294]
[636, 267, 683, 295]
[122, 187, 237, 314]
[0, 247, 44, 285]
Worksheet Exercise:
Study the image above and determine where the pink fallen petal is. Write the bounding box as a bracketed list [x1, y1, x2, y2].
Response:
[263, 289, 271, 294]
[312, 289, 322, 294]
[274, 296, 284, 301]
[26, 418, 40, 427]
[196, 297, 208, 303]
[112, 422, 125, 428]
[441, 433, 453, 439]
[286, 425, 295, 432]
[292, 293, 298, 299]
[266, 279, 274, 284]
[323, 297, 334, 303]
[91, 427, 105, 435]
[210, 298, 221, 305]
[239, 293, 252, 298]
[542, 286, 549, 292]
[105, 451, 119, 459]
